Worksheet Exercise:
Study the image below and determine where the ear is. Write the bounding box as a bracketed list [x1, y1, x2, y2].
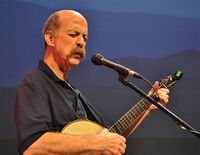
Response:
[44, 31, 56, 47]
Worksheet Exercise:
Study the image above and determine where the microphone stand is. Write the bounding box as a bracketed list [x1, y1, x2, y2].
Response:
[118, 74, 200, 140]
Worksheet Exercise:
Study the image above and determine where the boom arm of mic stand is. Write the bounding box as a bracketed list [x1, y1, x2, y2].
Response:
[118, 75, 200, 139]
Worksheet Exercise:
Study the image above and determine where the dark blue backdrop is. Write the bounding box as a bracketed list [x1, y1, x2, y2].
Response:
[0, 0, 200, 154]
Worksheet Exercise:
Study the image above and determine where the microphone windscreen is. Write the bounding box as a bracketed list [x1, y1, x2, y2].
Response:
[91, 54, 104, 65]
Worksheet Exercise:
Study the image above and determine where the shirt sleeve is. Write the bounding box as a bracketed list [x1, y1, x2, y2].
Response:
[14, 79, 51, 154]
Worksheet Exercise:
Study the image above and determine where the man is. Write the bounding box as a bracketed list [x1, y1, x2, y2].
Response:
[14, 10, 169, 155]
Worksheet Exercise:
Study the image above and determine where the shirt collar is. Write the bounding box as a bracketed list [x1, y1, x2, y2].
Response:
[38, 60, 61, 83]
[38, 60, 77, 90]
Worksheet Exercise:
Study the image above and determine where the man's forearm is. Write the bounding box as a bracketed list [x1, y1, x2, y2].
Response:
[23, 132, 100, 155]
[24, 129, 126, 155]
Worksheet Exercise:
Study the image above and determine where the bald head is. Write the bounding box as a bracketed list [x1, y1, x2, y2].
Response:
[57, 10, 87, 21]
[42, 10, 87, 48]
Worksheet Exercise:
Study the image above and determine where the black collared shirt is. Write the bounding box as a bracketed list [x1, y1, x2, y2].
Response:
[14, 61, 106, 154]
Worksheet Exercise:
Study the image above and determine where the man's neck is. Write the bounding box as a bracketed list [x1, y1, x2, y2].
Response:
[44, 50, 69, 81]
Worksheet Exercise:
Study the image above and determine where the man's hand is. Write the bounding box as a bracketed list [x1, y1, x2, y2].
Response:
[96, 129, 126, 155]
[148, 81, 170, 110]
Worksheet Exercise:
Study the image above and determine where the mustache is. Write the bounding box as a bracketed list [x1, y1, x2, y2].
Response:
[71, 48, 86, 59]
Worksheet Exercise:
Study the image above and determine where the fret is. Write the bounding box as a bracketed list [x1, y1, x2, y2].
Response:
[140, 99, 151, 109]
[115, 122, 124, 133]
[135, 104, 143, 114]
[131, 108, 139, 119]
[119, 115, 131, 130]
[128, 108, 136, 118]
[131, 105, 141, 118]
[120, 119, 129, 131]
[109, 124, 120, 133]
[143, 99, 151, 106]
[123, 116, 130, 125]
[123, 114, 132, 125]
[127, 113, 132, 120]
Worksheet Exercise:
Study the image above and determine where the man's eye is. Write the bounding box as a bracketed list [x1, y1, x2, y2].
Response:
[83, 36, 88, 42]
[69, 34, 77, 37]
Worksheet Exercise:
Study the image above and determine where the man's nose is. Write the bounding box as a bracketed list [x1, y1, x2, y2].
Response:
[76, 36, 85, 48]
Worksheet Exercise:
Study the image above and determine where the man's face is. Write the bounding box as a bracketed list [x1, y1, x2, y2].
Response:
[53, 13, 88, 68]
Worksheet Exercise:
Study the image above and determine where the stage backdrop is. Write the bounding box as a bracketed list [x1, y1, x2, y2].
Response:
[0, 0, 200, 155]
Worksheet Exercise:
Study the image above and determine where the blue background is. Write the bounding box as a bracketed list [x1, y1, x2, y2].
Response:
[0, 0, 200, 154]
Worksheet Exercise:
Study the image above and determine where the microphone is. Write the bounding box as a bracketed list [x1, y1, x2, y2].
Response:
[91, 54, 143, 79]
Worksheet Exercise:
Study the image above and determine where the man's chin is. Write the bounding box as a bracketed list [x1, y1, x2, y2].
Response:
[68, 58, 81, 67]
